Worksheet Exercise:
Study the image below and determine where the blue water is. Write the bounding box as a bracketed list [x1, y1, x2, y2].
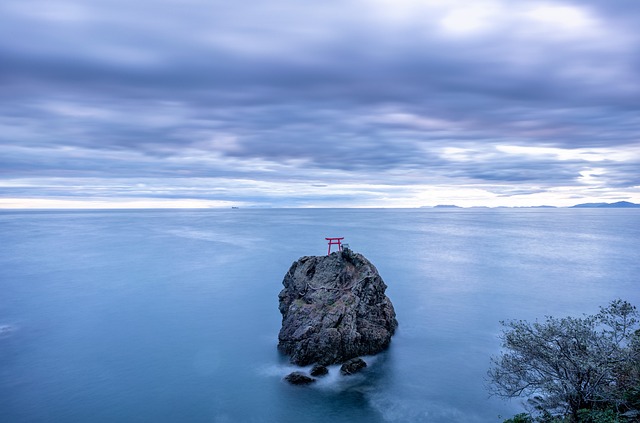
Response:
[1, 209, 639, 423]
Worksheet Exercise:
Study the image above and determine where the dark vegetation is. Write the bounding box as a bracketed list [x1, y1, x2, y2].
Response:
[489, 300, 640, 422]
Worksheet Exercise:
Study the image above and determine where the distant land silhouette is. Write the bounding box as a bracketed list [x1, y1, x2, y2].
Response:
[421, 201, 640, 209]
[570, 201, 640, 208]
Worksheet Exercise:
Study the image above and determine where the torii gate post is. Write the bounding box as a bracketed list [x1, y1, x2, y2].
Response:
[325, 237, 344, 255]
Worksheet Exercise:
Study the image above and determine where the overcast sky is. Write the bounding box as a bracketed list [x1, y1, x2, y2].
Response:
[1, 0, 639, 208]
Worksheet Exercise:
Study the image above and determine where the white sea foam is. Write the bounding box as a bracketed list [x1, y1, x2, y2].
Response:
[259, 356, 378, 391]
[258, 362, 302, 378]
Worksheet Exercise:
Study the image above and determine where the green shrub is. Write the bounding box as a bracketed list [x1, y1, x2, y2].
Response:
[503, 413, 534, 423]
[576, 409, 620, 423]
[489, 300, 639, 421]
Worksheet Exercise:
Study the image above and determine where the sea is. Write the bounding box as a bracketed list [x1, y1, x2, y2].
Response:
[1, 208, 639, 423]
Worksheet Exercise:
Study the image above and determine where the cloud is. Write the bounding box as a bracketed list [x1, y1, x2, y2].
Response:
[0, 0, 639, 207]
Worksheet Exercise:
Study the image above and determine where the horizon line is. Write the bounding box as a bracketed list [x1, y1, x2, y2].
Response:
[1, 201, 638, 211]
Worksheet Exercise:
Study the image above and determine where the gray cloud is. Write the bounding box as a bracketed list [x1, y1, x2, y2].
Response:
[1, 0, 639, 207]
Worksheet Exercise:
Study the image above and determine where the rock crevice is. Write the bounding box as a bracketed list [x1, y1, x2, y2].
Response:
[277, 248, 397, 366]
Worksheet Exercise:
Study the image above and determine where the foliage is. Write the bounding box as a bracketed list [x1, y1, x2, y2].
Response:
[503, 413, 535, 423]
[502, 408, 629, 423]
[489, 300, 640, 422]
[576, 409, 621, 423]
[502, 410, 623, 423]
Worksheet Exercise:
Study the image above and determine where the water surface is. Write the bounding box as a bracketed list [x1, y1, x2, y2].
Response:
[1, 209, 638, 422]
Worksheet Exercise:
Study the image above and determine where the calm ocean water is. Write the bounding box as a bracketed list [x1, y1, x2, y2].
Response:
[1, 208, 639, 423]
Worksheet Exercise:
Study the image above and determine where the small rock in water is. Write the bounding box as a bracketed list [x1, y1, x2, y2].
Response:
[310, 364, 329, 377]
[340, 357, 367, 375]
[284, 371, 316, 385]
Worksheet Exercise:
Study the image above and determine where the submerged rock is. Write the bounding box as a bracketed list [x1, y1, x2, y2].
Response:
[284, 371, 316, 385]
[278, 248, 397, 366]
[340, 357, 367, 375]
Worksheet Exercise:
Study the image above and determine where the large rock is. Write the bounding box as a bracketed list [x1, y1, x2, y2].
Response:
[277, 248, 397, 366]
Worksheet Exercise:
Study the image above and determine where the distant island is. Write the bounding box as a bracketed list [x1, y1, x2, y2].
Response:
[421, 201, 640, 209]
[433, 204, 462, 209]
[570, 201, 640, 208]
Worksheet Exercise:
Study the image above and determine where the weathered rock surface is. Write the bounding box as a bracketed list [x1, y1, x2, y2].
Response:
[284, 371, 316, 385]
[310, 364, 329, 377]
[278, 248, 397, 366]
[340, 357, 367, 375]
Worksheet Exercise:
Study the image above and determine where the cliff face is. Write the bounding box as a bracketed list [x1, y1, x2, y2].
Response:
[277, 248, 397, 366]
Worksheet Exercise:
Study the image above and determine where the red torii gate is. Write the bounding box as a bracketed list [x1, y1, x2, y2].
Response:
[325, 237, 344, 255]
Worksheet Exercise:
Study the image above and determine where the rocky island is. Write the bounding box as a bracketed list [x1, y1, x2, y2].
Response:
[278, 247, 397, 382]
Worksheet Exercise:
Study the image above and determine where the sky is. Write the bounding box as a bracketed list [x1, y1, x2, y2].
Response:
[1, 0, 639, 208]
